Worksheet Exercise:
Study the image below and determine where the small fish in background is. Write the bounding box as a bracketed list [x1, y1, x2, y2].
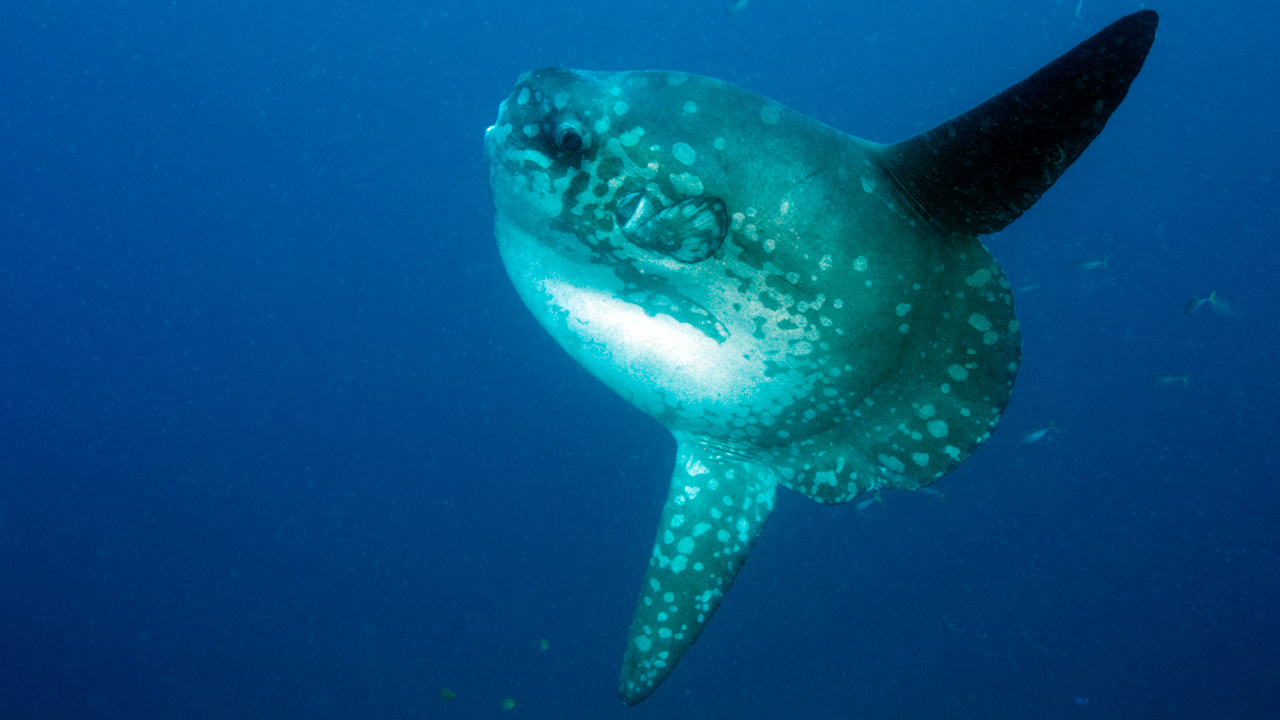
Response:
[1184, 291, 1241, 318]
[1184, 291, 1217, 314]
[538, 638, 550, 651]
[855, 491, 883, 512]
[437, 688, 456, 702]
[725, 0, 750, 16]
[500, 698, 516, 711]
[1153, 373, 1190, 386]
[919, 487, 947, 501]
[1056, 0, 1085, 21]
[1074, 695, 1090, 706]
[1073, 256, 1109, 271]
[1022, 422, 1056, 444]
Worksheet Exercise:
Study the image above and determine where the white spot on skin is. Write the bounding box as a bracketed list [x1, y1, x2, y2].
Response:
[968, 313, 993, 332]
[965, 268, 993, 287]
[634, 636, 652, 652]
[670, 172, 703, 195]
[677, 536, 695, 554]
[947, 364, 969, 381]
[927, 419, 948, 438]
[896, 303, 912, 317]
[670, 555, 688, 572]
[614, 101, 629, 116]
[517, 87, 530, 105]
[912, 452, 930, 467]
[672, 142, 696, 165]
[488, 122, 512, 145]
[663, 592, 674, 603]
[878, 454, 906, 474]
[683, 101, 697, 113]
[860, 177, 876, 193]
[618, 127, 644, 147]
[854, 256, 869, 272]
[714, 137, 726, 150]
[760, 103, 782, 124]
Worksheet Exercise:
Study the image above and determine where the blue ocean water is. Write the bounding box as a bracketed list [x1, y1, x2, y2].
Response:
[2, 0, 1277, 717]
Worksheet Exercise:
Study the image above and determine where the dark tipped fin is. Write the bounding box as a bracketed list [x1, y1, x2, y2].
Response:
[882, 10, 1158, 235]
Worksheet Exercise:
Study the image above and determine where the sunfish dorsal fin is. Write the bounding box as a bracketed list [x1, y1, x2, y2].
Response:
[619, 434, 779, 705]
[882, 10, 1158, 235]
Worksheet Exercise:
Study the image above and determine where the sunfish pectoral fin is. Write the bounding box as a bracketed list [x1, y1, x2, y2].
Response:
[618, 433, 779, 705]
[881, 9, 1158, 235]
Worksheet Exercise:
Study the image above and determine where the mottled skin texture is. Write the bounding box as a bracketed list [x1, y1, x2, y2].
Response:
[488, 69, 1016, 496]
[486, 70, 1016, 703]
[483, 11, 1156, 705]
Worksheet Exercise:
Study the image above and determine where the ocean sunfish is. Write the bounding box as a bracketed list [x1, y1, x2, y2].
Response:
[484, 10, 1157, 705]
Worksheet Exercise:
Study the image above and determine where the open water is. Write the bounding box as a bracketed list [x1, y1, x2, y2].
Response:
[2, 0, 1277, 717]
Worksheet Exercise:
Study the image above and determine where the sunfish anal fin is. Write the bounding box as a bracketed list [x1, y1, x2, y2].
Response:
[619, 434, 778, 705]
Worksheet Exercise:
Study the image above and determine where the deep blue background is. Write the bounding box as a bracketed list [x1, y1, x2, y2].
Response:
[3, 0, 1277, 718]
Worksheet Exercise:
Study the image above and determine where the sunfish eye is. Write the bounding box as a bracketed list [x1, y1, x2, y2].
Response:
[554, 120, 586, 154]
